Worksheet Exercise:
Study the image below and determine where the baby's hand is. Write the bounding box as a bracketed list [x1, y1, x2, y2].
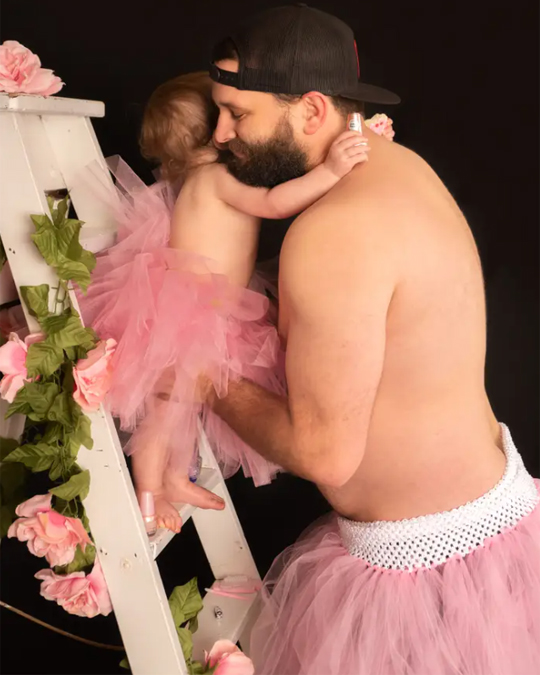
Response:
[365, 114, 395, 141]
[324, 131, 371, 179]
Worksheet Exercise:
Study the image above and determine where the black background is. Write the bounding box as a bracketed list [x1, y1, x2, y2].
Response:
[1, 1, 538, 673]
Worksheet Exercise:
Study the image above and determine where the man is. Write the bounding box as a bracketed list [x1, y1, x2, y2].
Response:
[207, 5, 540, 674]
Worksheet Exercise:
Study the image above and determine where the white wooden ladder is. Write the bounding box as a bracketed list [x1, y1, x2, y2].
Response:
[0, 92, 260, 675]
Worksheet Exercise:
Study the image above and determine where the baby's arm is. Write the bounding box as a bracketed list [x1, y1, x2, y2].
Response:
[217, 131, 370, 220]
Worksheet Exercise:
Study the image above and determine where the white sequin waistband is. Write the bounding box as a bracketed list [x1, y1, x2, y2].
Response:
[338, 424, 539, 571]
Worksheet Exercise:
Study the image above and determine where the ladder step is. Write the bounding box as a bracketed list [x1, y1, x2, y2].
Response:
[149, 468, 221, 559]
[192, 586, 259, 661]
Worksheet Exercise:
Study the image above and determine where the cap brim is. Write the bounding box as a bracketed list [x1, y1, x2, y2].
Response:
[342, 82, 400, 105]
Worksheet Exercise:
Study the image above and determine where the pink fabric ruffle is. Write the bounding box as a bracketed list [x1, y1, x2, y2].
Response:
[250, 483, 540, 674]
[77, 158, 283, 485]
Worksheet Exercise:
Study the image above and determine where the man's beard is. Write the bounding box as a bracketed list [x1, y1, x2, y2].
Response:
[218, 116, 309, 188]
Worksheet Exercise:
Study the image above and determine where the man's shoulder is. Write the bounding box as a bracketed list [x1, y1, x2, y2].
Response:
[282, 170, 404, 262]
[284, 144, 449, 256]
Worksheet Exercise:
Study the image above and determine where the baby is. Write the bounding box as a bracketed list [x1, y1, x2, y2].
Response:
[80, 71, 383, 533]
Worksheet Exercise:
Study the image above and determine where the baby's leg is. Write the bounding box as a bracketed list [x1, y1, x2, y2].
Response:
[131, 421, 184, 533]
[130, 391, 186, 532]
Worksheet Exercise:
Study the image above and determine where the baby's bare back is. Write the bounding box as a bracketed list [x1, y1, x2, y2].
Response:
[169, 164, 260, 288]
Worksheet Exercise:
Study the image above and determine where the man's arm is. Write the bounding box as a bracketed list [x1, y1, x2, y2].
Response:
[212, 202, 396, 487]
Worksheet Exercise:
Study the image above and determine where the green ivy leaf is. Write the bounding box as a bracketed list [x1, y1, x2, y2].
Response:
[72, 413, 93, 451]
[48, 456, 64, 481]
[25, 342, 64, 378]
[0, 437, 20, 461]
[49, 469, 90, 502]
[44, 315, 94, 350]
[81, 509, 90, 531]
[55, 543, 96, 575]
[5, 386, 31, 419]
[56, 260, 92, 292]
[41, 422, 63, 445]
[20, 285, 50, 320]
[55, 197, 69, 226]
[169, 579, 204, 628]
[4, 442, 58, 472]
[53, 497, 77, 518]
[190, 661, 208, 675]
[176, 627, 194, 665]
[30, 214, 54, 231]
[189, 615, 199, 635]
[48, 390, 77, 429]
[23, 382, 60, 421]
[55, 220, 83, 263]
[79, 248, 96, 274]
[31, 228, 60, 268]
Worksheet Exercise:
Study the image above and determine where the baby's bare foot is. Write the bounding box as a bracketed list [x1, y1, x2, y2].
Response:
[154, 495, 183, 533]
[165, 472, 225, 511]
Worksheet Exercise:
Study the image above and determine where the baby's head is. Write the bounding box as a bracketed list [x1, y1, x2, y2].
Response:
[140, 71, 218, 182]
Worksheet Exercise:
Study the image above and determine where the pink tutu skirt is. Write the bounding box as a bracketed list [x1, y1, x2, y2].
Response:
[250, 425, 540, 674]
[77, 158, 284, 485]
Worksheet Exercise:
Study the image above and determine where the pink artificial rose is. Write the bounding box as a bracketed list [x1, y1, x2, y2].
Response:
[365, 113, 395, 141]
[0, 331, 44, 402]
[73, 339, 116, 412]
[35, 559, 113, 618]
[8, 494, 93, 567]
[206, 640, 255, 675]
[0, 41, 63, 96]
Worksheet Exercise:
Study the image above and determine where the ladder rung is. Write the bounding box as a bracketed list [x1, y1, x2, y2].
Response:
[149, 468, 221, 559]
[192, 586, 259, 661]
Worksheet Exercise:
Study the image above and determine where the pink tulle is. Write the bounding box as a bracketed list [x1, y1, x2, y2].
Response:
[77, 158, 284, 485]
[250, 483, 540, 675]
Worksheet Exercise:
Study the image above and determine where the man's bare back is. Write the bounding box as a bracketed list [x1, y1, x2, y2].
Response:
[279, 131, 505, 522]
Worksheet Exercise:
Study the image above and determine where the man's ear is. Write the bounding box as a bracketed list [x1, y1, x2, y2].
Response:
[301, 92, 329, 135]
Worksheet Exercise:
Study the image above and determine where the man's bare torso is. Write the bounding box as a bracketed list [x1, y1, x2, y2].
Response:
[279, 133, 505, 522]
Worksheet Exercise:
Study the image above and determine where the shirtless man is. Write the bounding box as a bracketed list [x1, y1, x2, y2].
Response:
[207, 6, 540, 674]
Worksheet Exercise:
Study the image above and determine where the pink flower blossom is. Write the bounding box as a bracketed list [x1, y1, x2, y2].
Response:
[73, 339, 116, 411]
[206, 640, 255, 675]
[0, 41, 63, 96]
[35, 559, 112, 618]
[0, 331, 44, 402]
[365, 113, 395, 141]
[8, 494, 93, 567]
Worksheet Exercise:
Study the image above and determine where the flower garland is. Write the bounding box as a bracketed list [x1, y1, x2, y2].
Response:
[0, 197, 254, 674]
[0, 195, 106, 591]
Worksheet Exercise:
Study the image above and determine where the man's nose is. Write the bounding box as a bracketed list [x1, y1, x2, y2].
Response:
[214, 115, 236, 146]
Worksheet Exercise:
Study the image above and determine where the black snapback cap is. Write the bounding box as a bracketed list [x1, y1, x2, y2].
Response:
[210, 4, 400, 105]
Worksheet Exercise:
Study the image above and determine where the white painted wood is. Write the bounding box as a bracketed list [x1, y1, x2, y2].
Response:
[0, 95, 263, 673]
[193, 590, 259, 661]
[0, 93, 104, 117]
[42, 115, 117, 251]
[150, 468, 221, 559]
[0, 100, 187, 675]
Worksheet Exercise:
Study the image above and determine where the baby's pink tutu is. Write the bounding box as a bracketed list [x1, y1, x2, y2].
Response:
[77, 158, 283, 485]
[250, 425, 540, 674]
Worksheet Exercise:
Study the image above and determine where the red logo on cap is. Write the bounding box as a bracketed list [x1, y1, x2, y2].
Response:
[353, 40, 360, 78]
